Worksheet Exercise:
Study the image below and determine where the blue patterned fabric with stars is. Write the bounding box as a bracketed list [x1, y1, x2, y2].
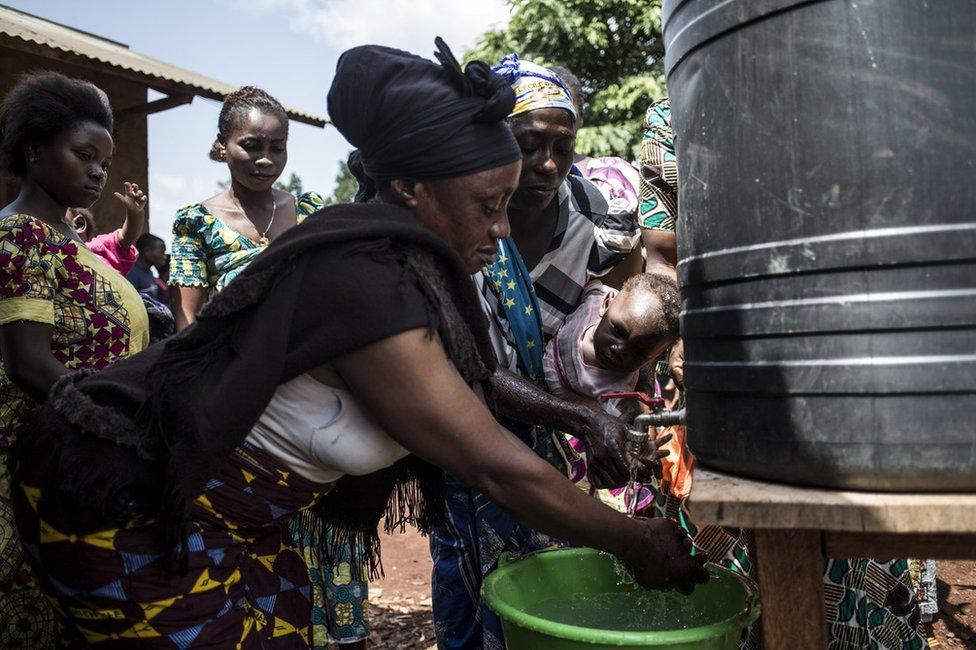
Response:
[483, 237, 546, 382]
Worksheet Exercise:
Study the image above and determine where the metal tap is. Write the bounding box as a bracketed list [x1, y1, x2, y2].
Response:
[625, 408, 687, 458]
[633, 408, 686, 430]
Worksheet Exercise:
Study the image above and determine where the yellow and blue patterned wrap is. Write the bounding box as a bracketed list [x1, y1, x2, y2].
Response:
[492, 54, 577, 119]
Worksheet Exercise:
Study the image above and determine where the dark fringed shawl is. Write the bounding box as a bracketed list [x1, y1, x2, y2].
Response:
[11, 202, 497, 577]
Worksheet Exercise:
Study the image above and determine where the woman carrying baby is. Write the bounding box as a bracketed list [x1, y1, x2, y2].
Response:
[428, 53, 655, 649]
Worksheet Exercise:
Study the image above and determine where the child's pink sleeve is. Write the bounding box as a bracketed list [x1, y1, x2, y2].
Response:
[87, 230, 138, 275]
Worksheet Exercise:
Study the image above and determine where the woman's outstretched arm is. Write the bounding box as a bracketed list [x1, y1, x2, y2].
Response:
[332, 328, 708, 593]
[490, 367, 667, 487]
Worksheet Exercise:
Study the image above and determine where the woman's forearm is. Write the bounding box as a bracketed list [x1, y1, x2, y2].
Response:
[173, 309, 195, 332]
[490, 367, 634, 488]
[491, 367, 591, 434]
[472, 425, 639, 557]
[117, 211, 145, 249]
[641, 228, 677, 279]
[11, 354, 67, 401]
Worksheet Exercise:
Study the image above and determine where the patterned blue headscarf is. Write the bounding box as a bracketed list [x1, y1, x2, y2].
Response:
[492, 54, 577, 119]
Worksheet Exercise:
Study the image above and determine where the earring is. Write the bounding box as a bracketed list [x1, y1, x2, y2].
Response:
[218, 145, 227, 162]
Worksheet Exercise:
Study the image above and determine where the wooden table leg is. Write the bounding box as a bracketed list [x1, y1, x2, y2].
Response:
[754, 529, 827, 650]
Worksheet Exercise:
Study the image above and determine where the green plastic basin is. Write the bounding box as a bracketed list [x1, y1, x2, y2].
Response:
[482, 548, 760, 649]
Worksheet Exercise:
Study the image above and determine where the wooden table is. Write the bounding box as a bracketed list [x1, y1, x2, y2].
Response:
[686, 468, 976, 649]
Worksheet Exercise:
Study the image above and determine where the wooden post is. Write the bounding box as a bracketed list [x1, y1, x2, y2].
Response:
[754, 529, 827, 650]
[114, 93, 193, 122]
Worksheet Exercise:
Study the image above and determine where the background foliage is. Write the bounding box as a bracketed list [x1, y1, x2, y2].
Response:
[324, 0, 668, 203]
[325, 161, 358, 205]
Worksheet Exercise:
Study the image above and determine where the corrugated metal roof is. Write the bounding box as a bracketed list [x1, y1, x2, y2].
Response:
[0, 4, 326, 127]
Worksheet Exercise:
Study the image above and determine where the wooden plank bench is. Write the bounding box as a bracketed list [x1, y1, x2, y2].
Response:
[686, 468, 976, 649]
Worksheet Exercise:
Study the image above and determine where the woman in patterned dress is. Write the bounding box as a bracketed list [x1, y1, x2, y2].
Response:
[0, 72, 149, 647]
[169, 87, 325, 329]
[429, 54, 657, 649]
[167, 87, 364, 648]
[7, 41, 707, 649]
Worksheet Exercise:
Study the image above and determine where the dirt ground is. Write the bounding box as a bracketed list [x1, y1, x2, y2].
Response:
[359, 527, 976, 649]
[364, 528, 437, 649]
[929, 561, 976, 649]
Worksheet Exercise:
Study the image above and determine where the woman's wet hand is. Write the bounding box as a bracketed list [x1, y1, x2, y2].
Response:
[639, 432, 672, 482]
[623, 517, 709, 594]
[577, 410, 637, 489]
[578, 411, 671, 488]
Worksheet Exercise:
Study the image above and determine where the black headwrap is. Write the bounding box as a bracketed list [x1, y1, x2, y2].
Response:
[328, 37, 520, 190]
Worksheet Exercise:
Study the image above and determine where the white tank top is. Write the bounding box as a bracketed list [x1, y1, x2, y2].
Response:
[246, 373, 410, 483]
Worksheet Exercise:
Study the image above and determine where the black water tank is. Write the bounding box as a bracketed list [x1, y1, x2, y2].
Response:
[663, 0, 976, 491]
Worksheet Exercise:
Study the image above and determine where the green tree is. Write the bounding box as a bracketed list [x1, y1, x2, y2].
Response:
[325, 159, 358, 205]
[466, 0, 666, 159]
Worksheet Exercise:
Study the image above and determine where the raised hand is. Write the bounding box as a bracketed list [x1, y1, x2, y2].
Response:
[113, 181, 147, 217]
[114, 182, 149, 248]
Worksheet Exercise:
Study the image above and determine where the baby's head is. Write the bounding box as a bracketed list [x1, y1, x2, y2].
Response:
[67, 207, 96, 243]
[591, 273, 680, 374]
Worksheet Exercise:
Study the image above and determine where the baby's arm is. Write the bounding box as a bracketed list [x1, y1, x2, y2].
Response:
[114, 182, 148, 249]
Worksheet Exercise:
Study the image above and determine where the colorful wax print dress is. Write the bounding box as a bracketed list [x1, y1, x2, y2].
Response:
[12, 441, 333, 648]
[637, 98, 678, 232]
[169, 192, 325, 292]
[168, 191, 368, 646]
[0, 213, 149, 647]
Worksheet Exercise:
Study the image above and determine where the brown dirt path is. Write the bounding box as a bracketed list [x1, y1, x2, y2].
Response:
[927, 561, 976, 649]
[364, 528, 436, 649]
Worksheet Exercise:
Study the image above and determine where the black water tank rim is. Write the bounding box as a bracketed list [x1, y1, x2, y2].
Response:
[662, 0, 834, 77]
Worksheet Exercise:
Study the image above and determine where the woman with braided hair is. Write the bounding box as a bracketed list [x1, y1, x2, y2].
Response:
[169, 86, 325, 331]
[167, 87, 358, 646]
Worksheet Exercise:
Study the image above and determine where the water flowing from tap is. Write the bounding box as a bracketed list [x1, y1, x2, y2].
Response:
[623, 427, 650, 518]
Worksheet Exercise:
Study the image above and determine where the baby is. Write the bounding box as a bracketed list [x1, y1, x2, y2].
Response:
[544, 273, 684, 512]
[543, 272, 681, 413]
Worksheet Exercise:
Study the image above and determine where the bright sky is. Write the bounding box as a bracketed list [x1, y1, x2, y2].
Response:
[9, 0, 510, 246]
